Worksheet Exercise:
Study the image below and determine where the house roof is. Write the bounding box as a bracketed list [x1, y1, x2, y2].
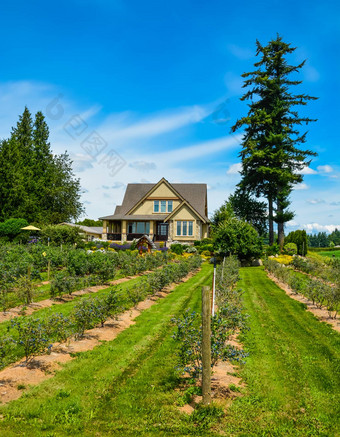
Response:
[99, 179, 209, 222]
[99, 214, 168, 221]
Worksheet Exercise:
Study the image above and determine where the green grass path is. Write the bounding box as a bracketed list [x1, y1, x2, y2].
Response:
[224, 267, 340, 436]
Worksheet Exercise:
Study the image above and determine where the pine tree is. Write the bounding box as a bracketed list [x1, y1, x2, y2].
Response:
[232, 35, 317, 249]
[0, 108, 84, 223]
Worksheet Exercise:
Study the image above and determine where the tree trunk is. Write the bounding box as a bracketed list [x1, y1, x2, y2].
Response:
[276, 196, 285, 252]
[268, 197, 274, 245]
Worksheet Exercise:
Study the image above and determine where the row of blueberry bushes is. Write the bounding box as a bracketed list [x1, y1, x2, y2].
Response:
[264, 258, 340, 319]
[0, 255, 202, 368]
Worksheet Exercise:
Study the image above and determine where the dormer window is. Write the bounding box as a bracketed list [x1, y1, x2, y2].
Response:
[154, 200, 173, 213]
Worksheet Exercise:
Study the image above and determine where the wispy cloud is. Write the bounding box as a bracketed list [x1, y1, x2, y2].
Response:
[294, 183, 310, 190]
[317, 165, 333, 173]
[129, 161, 157, 172]
[307, 199, 326, 205]
[151, 135, 241, 165]
[70, 154, 94, 172]
[226, 162, 242, 175]
[98, 105, 209, 145]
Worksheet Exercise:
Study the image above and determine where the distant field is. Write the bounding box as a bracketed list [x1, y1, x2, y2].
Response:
[317, 250, 340, 258]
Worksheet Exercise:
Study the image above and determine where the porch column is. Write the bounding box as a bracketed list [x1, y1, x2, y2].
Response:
[102, 220, 108, 240]
[122, 220, 127, 243]
[149, 220, 154, 237]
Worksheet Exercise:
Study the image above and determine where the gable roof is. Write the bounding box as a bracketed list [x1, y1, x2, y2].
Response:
[99, 178, 209, 222]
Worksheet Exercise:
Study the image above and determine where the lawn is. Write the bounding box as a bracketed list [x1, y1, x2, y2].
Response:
[317, 250, 340, 259]
[0, 265, 339, 436]
[224, 267, 340, 436]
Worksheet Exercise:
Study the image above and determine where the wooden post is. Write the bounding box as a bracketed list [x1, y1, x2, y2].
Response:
[202, 285, 211, 405]
[212, 257, 216, 316]
[47, 259, 51, 281]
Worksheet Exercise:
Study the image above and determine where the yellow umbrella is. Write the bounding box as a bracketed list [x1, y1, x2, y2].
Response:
[21, 225, 41, 231]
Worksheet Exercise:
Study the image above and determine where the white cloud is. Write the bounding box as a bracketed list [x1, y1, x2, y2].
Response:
[330, 201, 340, 206]
[294, 183, 310, 190]
[129, 161, 157, 172]
[70, 154, 94, 172]
[302, 223, 340, 233]
[224, 72, 244, 96]
[307, 199, 325, 205]
[111, 182, 125, 189]
[317, 165, 333, 173]
[150, 135, 241, 165]
[98, 105, 209, 144]
[226, 162, 242, 175]
[300, 166, 317, 175]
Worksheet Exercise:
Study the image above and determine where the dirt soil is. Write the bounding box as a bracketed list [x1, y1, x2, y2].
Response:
[267, 272, 340, 333]
[0, 271, 197, 404]
[179, 332, 245, 414]
[0, 275, 145, 324]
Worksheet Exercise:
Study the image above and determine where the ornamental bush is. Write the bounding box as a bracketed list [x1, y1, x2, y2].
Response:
[284, 242, 298, 255]
[214, 218, 262, 260]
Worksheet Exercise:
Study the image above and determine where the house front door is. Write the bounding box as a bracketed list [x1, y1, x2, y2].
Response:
[156, 223, 168, 241]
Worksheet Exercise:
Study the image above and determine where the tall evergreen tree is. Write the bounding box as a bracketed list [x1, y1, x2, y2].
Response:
[0, 108, 84, 223]
[232, 35, 317, 249]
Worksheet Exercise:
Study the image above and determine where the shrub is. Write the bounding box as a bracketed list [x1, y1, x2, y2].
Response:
[71, 297, 98, 339]
[41, 225, 84, 247]
[284, 242, 297, 255]
[214, 218, 262, 260]
[265, 244, 280, 256]
[14, 276, 35, 305]
[11, 318, 51, 362]
[285, 230, 308, 256]
[170, 244, 184, 255]
[0, 218, 30, 242]
[45, 313, 72, 343]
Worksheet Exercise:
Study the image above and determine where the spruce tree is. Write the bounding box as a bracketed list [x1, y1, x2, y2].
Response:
[232, 35, 317, 248]
[0, 108, 84, 223]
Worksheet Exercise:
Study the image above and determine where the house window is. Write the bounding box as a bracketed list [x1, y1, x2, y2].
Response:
[128, 222, 150, 234]
[154, 200, 174, 213]
[176, 221, 194, 237]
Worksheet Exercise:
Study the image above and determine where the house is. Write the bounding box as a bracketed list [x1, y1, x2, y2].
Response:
[61, 223, 103, 241]
[99, 178, 209, 244]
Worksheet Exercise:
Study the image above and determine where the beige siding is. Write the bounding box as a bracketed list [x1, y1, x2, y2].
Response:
[132, 198, 181, 215]
[169, 204, 200, 241]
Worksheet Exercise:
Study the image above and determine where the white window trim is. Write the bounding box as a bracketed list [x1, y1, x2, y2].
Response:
[175, 220, 194, 237]
[153, 200, 174, 213]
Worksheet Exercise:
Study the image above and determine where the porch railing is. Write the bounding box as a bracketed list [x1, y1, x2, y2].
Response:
[107, 233, 122, 240]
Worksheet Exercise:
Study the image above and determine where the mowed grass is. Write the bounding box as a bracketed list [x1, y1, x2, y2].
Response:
[0, 264, 215, 436]
[0, 265, 339, 436]
[317, 250, 340, 259]
[224, 267, 340, 436]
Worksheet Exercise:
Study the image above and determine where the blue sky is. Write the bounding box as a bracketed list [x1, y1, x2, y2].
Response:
[0, 0, 339, 233]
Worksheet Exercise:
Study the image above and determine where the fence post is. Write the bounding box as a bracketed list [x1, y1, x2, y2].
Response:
[202, 285, 211, 405]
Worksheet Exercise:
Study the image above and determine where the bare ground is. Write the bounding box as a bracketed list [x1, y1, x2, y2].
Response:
[0, 271, 197, 404]
[267, 272, 340, 333]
